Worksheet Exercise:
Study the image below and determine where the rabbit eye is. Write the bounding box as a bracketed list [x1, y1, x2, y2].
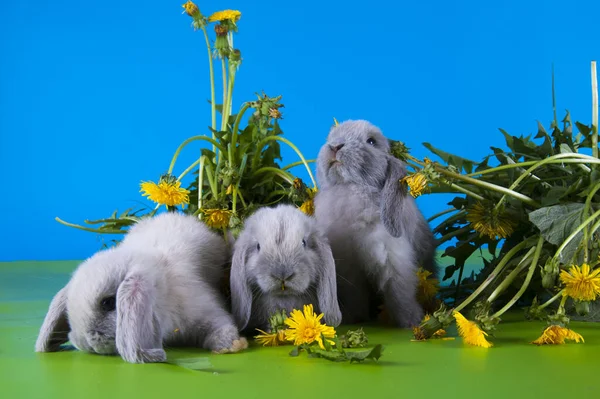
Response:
[367, 138, 376, 145]
[256, 243, 261, 251]
[100, 296, 116, 312]
[302, 239, 306, 248]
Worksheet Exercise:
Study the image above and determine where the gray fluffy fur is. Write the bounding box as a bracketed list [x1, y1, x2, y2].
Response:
[230, 204, 342, 332]
[35, 212, 247, 363]
[314, 120, 437, 328]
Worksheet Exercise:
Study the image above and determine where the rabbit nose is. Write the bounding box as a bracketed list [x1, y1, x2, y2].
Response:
[329, 143, 344, 155]
[272, 271, 296, 281]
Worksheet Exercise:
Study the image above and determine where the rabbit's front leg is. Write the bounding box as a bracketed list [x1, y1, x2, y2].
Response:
[381, 272, 423, 328]
[199, 310, 248, 354]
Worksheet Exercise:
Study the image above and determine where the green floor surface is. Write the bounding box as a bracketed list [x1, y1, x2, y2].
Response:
[1, 261, 599, 399]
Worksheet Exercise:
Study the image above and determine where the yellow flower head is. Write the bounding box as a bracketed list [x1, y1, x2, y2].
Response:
[299, 199, 315, 216]
[284, 304, 336, 349]
[181, 1, 199, 17]
[412, 314, 446, 341]
[531, 325, 584, 345]
[401, 172, 428, 198]
[269, 108, 282, 119]
[201, 209, 233, 230]
[466, 202, 514, 240]
[559, 264, 600, 302]
[208, 9, 241, 23]
[254, 329, 287, 347]
[292, 178, 303, 191]
[416, 268, 439, 301]
[140, 176, 190, 207]
[453, 311, 493, 348]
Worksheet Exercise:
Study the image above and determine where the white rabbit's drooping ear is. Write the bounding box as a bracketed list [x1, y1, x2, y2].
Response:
[115, 273, 165, 363]
[380, 155, 410, 238]
[313, 237, 343, 327]
[230, 239, 252, 330]
[35, 286, 70, 352]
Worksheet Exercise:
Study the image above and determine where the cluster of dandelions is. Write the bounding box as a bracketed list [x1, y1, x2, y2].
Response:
[254, 305, 383, 363]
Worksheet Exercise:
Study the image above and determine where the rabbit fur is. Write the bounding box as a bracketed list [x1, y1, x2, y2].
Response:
[314, 119, 437, 328]
[35, 212, 248, 363]
[230, 204, 342, 332]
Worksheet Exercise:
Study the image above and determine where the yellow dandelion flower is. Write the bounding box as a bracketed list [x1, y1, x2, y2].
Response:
[208, 9, 241, 23]
[284, 304, 336, 349]
[181, 1, 199, 17]
[411, 314, 446, 341]
[412, 326, 427, 341]
[292, 178, 303, 190]
[559, 264, 600, 302]
[401, 173, 428, 198]
[466, 202, 514, 240]
[299, 199, 315, 216]
[453, 311, 493, 348]
[531, 325, 584, 345]
[254, 329, 287, 347]
[140, 179, 190, 207]
[416, 268, 439, 301]
[201, 209, 233, 229]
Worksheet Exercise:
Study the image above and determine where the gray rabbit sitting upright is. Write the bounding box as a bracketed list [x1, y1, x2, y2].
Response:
[230, 204, 342, 332]
[314, 120, 437, 328]
[35, 212, 248, 364]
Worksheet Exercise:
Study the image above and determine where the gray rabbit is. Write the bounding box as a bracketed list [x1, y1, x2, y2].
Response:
[35, 212, 247, 363]
[230, 204, 342, 332]
[314, 119, 437, 328]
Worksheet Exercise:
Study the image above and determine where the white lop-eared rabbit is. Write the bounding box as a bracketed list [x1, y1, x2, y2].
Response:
[230, 204, 342, 332]
[35, 212, 247, 363]
[314, 120, 437, 328]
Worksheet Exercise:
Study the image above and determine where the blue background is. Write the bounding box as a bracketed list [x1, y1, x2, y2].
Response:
[1, 0, 599, 261]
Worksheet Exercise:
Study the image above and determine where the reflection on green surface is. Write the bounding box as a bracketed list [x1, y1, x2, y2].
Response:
[0, 261, 598, 399]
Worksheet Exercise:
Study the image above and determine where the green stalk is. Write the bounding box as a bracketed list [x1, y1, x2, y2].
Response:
[221, 58, 228, 132]
[436, 226, 473, 245]
[427, 208, 458, 223]
[433, 210, 467, 234]
[167, 136, 225, 175]
[444, 181, 485, 201]
[177, 159, 201, 181]
[55, 217, 127, 235]
[282, 159, 316, 171]
[252, 167, 295, 184]
[225, 68, 237, 165]
[230, 102, 251, 164]
[493, 153, 600, 211]
[486, 245, 537, 303]
[453, 238, 534, 313]
[538, 289, 565, 310]
[251, 136, 317, 187]
[200, 27, 217, 150]
[465, 157, 600, 177]
[198, 156, 206, 210]
[592, 61, 598, 159]
[203, 161, 218, 197]
[582, 181, 600, 261]
[552, 208, 600, 263]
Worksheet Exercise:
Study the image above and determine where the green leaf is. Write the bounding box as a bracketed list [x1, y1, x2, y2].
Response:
[528, 203, 586, 262]
[302, 347, 347, 362]
[422, 142, 478, 174]
[345, 344, 384, 363]
[289, 346, 300, 357]
[167, 357, 213, 371]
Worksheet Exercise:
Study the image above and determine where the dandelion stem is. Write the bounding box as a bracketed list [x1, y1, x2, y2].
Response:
[436, 226, 473, 245]
[427, 208, 459, 223]
[55, 217, 126, 235]
[538, 289, 565, 310]
[491, 235, 544, 318]
[198, 156, 206, 210]
[282, 159, 316, 171]
[177, 159, 201, 181]
[203, 161, 218, 198]
[443, 181, 485, 201]
[252, 167, 295, 185]
[454, 238, 534, 313]
[221, 58, 228, 132]
[230, 102, 251, 163]
[252, 136, 316, 187]
[200, 27, 217, 147]
[465, 157, 600, 177]
[433, 210, 467, 234]
[487, 245, 537, 303]
[592, 60, 598, 159]
[552, 208, 600, 263]
[167, 136, 225, 175]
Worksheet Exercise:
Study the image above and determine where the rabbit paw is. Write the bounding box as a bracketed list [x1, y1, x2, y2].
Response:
[121, 348, 167, 364]
[205, 325, 248, 354]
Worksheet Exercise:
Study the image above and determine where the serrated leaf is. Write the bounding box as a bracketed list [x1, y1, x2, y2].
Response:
[346, 344, 384, 363]
[528, 203, 586, 262]
[422, 142, 478, 174]
[167, 357, 212, 371]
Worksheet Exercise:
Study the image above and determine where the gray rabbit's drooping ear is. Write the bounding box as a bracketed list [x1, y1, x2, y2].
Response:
[115, 273, 165, 363]
[35, 286, 70, 352]
[230, 238, 252, 330]
[313, 237, 343, 327]
[380, 155, 410, 238]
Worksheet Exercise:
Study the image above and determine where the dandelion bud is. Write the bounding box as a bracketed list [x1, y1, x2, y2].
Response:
[575, 301, 590, 316]
[182, 1, 199, 17]
[268, 309, 288, 332]
[541, 259, 559, 289]
[389, 139, 410, 161]
[214, 24, 231, 58]
[341, 328, 368, 348]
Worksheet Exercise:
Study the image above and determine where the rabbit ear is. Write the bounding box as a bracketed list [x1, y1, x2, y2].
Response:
[35, 286, 70, 352]
[380, 156, 410, 238]
[230, 240, 252, 330]
[313, 237, 342, 327]
[115, 273, 166, 363]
